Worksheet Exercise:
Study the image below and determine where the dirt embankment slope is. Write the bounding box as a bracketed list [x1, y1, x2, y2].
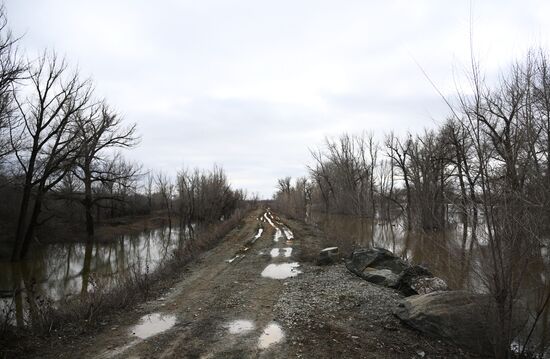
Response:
[30, 208, 476, 359]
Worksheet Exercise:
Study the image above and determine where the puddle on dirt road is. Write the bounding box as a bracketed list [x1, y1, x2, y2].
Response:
[264, 212, 276, 228]
[130, 312, 176, 339]
[258, 322, 284, 349]
[273, 228, 283, 242]
[261, 263, 301, 279]
[225, 319, 255, 334]
[269, 248, 292, 258]
[226, 254, 245, 263]
[282, 227, 294, 240]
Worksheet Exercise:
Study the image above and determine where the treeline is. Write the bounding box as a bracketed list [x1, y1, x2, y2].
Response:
[148, 166, 248, 230]
[274, 50, 550, 357]
[0, 8, 247, 261]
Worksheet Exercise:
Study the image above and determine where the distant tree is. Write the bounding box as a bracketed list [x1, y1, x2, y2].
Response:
[156, 171, 174, 227]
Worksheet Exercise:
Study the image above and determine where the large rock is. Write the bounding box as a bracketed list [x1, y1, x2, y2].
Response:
[409, 276, 449, 295]
[393, 264, 448, 296]
[395, 291, 524, 356]
[346, 248, 409, 275]
[346, 248, 450, 296]
[363, 268, 400, 287]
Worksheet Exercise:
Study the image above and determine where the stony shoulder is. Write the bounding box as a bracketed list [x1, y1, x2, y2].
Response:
[273, 262, 477, 358]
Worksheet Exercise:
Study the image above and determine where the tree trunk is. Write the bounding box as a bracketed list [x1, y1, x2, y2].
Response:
[84, 169, 94, 236]
[12, 182, 32, 261]
[18, 193, 43, 260]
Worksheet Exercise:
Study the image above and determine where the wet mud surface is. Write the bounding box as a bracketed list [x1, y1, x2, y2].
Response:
[28, 209, 478, 359]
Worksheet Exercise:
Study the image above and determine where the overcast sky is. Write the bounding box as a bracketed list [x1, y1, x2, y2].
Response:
[6, 1, 550, 198]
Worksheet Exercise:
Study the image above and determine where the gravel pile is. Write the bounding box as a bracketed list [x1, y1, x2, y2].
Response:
[274, 264, 402, 329]
[272, 263, 475, 358]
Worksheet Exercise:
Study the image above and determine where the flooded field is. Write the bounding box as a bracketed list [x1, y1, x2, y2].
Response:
[310, 212, 487, 291]
[0, 225, 189, 325]
[310, 212, 550, 352]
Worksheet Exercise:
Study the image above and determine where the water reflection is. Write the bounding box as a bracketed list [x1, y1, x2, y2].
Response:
[312, 213, 485, 291]
[0, 225, 189, 318]
[313, 212, 550, 354]
[130, 312, 177, 339]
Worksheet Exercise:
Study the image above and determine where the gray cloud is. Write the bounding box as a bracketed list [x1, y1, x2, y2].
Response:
[5, 0, 550, 197]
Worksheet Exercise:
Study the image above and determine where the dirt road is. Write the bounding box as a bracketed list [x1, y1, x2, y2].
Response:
[35, 208, 473, 359]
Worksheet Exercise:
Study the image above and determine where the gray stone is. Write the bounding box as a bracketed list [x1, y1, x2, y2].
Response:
[410, 276, 449, 295]
[392, 265, 448, 296]
[394, 290, 528, 356]
[346, 248, 408, 275]
[346, 248, 449, 296]
[362, 268, 400, 287]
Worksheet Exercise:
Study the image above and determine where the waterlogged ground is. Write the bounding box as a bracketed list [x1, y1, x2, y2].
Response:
[28, 209, 475, 359]
[0, 225, 187, 307]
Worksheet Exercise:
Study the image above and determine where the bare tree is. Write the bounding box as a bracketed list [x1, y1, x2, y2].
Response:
[156, 172, 174, 227]
[72, 103, 138, 235]
[0, 5, 25, 169]
[385, 132, 413, 230]
[11, 53, 92, 260]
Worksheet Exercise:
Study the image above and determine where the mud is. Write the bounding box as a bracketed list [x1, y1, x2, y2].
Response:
[26, 209, 477, 359]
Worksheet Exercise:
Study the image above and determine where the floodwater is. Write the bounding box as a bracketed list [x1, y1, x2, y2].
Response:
[0, 225, 190, 325]
[312, 212, 550, 354]
[261, 263, 301, 280]
[311, 212, 484, 291]
[258, 322, 284, 349]
[131, 312, 177, 339]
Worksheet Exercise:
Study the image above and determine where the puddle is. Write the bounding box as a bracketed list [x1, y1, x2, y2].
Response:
[226, 254, 245, 263]
[264, 212, 276, 228]
[258, 322, 284, 349]
[130, 312, 176, 339]
[282, 227, 294, 240]
[270, 247, 292, 258]
[225, 319, 255, 334]
[261, 263, 301, 279]
[273, 228, 283, 242]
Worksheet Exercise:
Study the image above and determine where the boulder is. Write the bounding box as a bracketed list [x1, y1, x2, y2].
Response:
[346, 248, 450, 296]
[394, 291, 506, 356]
[410, 276, 449, 295]
[317, 247, 340, 266]
[393, 265, 448, 296]
[346, 248, 408, 275]
[362, 268, 400, 287]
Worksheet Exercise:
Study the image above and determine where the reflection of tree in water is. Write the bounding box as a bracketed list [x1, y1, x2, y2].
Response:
[315, 212, 479, 291]
[1, 224, 184, 320]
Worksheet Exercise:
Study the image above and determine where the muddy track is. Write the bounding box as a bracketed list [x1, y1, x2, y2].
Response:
[53, 209, 301, 359]
[31, 208, 474, 359]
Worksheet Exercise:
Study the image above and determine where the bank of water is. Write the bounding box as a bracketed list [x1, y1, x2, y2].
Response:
[311, 212, 550, 354]
[0, 225, 189, 326]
